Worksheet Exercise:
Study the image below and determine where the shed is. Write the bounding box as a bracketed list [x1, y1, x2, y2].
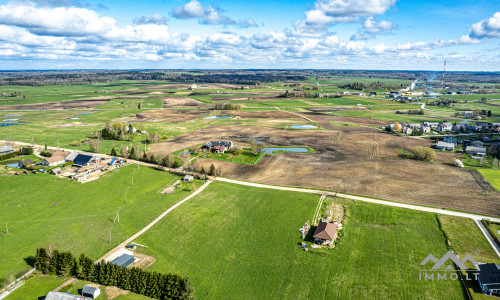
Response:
[183, 175, 194, 182]
[111, 254, 134, 267]
[0, 145, 14, 156]
[51, 167, 62, 175]
[82, 285, 101, 299]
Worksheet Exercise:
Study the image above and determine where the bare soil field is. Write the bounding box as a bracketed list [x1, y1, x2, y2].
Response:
[149, 125, 495, 215]
[144, 82, 242, 90]
[163, 97, 200, 107]
[0, 98, 109, 110]
[307, 107, 369, 112]
[224, 110, 301, 119]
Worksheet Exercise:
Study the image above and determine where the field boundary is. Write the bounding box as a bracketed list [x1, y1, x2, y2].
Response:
[468, 169, 500, 195]
[216, 177, 500, 222]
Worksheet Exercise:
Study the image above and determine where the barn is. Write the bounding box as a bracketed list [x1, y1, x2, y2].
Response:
[111, 254, 135, 267]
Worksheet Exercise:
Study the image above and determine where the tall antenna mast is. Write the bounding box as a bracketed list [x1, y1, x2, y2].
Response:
[441, 60, 446, 89]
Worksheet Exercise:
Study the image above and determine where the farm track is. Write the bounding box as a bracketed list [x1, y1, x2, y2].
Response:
[468, 169, 500, 195]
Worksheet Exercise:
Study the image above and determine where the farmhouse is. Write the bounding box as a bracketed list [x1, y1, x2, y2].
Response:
[82, 285, 101, 299]
[478, 263, 500, 296]
[312, 221, 338, 244]
[436, 123, 453, 131]
[45, 291, 90, 300]
[0, 145, 14, 156]
[201, 141, 233, 153]
[41, 150, 74, 167]
[402, 127, 412, 135]
[471, 141, 485, 147]
[423, 122, 439, 129]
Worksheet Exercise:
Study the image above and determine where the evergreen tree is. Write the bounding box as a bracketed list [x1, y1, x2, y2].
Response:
[110, 148, 117, 156]
[129, 146, 136, 159]
[209, 164, 216, 176]
[34, 248, 48, 274]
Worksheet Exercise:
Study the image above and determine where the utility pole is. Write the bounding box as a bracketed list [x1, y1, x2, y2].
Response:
[125, 192, 128, 203]
[6, 222, 9, 235]
[109, 231, 112, 243]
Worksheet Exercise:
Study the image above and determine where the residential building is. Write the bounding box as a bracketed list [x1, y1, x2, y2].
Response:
[434, 141, 455, 151]
[41, 150, 73, 167]
[466, 146, 487, 156]
[421, 126, 431, 133]
[437, 123, 453, 131]
[478, 263, 500, 296]
[443, 137, 458, 145]
[471, 141, 485, 147]
[423, 122, 439, 129]
[201, 141, 233, 153]
[402, 127, 412, 135]
[312, 221, 338, 244]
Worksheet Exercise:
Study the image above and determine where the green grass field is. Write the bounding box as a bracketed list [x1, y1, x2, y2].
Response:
[7, 274, 153, 300]
[0, 165, 195, 281]
[134, 181, 465, 299]
[478, 169, 500, 191]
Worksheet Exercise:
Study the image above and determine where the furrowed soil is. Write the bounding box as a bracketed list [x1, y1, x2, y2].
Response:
[150, 122, 497, 216]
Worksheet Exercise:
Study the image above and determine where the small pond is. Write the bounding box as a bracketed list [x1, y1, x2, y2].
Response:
[5, 114, 20, 117]
[203, 115, 232, 120]
[3, 119, 18, 121]
[290, 125, 317, 129]
[259, 147, 309, 154]
[76, 112, 90, 115]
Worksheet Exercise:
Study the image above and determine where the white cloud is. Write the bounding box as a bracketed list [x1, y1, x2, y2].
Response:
[133, 13, 168, 26]
[350, 17, 397, 40]
[171, 0, 257, 28]
[0, 4, 115, 36]
[315, 0, 396, 18]
[469, 12, 500, 39]
[292, 0, 397, 37]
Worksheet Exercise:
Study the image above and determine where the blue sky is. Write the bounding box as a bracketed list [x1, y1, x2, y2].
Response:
[0, 0, 499, 70]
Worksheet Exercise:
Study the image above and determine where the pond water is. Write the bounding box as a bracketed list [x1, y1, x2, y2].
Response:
[290, 125, 317, 129]
[3, 119, 18, 121]
[259, 147, 309, 154]
[70, 117, 80, 120]
[76, 112, 90, 115]
[241, 137, 265, 141]
[203, 115, 232, 119]
[5, 114, 20, 117]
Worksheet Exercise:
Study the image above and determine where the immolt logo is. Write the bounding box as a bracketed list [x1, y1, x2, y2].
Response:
[419, 251, 479, 280]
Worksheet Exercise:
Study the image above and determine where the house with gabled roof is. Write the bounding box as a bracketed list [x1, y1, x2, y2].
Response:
[312, 221, 338, 244]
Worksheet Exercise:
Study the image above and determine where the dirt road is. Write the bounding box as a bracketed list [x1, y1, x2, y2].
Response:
[216, 177, 500, 222]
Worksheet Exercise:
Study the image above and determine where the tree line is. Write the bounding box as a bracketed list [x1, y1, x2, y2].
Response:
[34, 248, 193, 300]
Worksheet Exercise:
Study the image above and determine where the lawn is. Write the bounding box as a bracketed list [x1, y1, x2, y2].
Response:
[478, 169, 500, 191]
[134, 181, 465, 299]
[0, 165, 195, 282]
[5, 274, 66, 299]
[7, 274, 153, 300]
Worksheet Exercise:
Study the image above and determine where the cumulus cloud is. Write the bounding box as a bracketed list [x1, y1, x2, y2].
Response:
[133, 13, 168, 25]
[469, 12, 500, 39]
[350, 17, 397, 40]
[292, 0, 397, 37]
[170, 0, 257, 28]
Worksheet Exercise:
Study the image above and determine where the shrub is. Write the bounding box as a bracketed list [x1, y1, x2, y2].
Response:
[411, 146, 436, 161]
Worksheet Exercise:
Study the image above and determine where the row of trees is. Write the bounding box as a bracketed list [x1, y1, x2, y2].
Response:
[214, 101, 241, 110]
[34, 248, 193, 300]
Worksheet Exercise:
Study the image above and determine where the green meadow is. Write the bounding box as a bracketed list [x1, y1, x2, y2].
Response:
[134, 181, 465, 299]
[0, 165, 193, 281]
